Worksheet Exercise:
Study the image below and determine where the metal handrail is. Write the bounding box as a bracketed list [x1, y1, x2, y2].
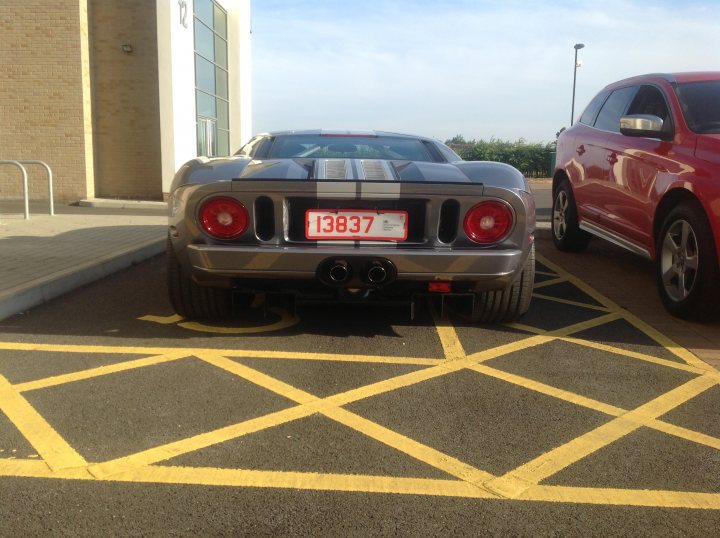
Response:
[0, 161, 30, 219]
[18, 160, 54, 216]
[0, 159, 54, 220]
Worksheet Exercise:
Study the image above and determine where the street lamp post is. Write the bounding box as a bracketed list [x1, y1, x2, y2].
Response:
[571, 43, 585, 125]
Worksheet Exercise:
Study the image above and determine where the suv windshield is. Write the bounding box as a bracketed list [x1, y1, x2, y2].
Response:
[675, 80, 720, 134]
[267, 135, 438, 161]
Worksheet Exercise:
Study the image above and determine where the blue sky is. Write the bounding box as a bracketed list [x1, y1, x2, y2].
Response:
[250, 0, 719, 143]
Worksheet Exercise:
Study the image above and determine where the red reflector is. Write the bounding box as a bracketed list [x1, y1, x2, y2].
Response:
[428, 281, 452, 293]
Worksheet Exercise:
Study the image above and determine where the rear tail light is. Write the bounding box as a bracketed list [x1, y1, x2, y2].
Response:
[463, 201, 514, 244]
[199, 197, 249, 239]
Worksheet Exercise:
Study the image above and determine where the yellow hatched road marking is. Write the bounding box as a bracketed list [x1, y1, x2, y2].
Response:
[521, 485, 720, 510]
[531, 293, 611, 312]
[323, 406, 497, 487]
[535, 254, 716, 373]
[4, 459, 720, 509]
[15, 352, 190, 393]
[0, 252, 717, 510]
[485, 375, 718, 498]
[0, 374, 87, 471]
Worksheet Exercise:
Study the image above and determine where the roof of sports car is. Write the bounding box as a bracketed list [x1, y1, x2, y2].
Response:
[254, 129, 432, 140]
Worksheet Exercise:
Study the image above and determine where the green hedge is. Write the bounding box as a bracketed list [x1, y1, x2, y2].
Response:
[446, 135, 555, 178]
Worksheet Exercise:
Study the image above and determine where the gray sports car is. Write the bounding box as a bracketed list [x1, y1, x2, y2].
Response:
[167, 130, 536, 322]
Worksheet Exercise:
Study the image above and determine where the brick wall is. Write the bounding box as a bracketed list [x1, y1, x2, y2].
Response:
[89, 0, 162, 200]
[0, 0, 93, 202]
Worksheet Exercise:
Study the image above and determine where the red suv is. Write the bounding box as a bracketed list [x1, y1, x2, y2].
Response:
[553, 72, 720, 318]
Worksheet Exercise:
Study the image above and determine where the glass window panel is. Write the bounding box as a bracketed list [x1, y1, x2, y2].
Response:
[215, 34, 227, 69]
[194, 0, 213, 27]
[194, 21, 214, 61]
[216, 67, 228, 99]
[595, 87, 636, 133]
[196, 91, 216, 118]
[218, 129, 230, 156]
[195, 55, 215, 94]
[217, 98, 229, 129]
[214, 5, 227, 38]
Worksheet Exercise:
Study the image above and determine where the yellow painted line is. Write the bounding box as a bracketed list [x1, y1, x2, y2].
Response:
[0, 341, 441, 367]
[623, 315, 716, 372]
[531, 293, 611, 313]
[196, 351, 320, 405]
[431, 307, 465, 361]
[469, 364, 625, 417]
[4, 458, 720, 509]
[0, 458, 91, 479]
[507, 313, 623, 341]
[532, 277, 566, 289]
[0, 374, 87, 471]
[88, 405, 316, 478]
[0, 342, 189, 355]
[522, 485, 720, 510]
[109, 466, 491, 498]
[649, 418, 720, 451]
[486, 375, 717, 498]
[178, 308, 299, 334]
[138, 314, 184, 325]
[221, 350, 443, 367]
[140, 307, 299, 334]
[535, 254, 620, 310]
[15, 352, 190, 393]
[323, 406, 498, 488]
[463, 334, 554, 364]
[626, 374, 717, 420]
[560, 336, 708, 375]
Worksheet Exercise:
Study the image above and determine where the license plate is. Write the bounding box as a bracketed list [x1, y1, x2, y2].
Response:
[305, 209, 408, 240]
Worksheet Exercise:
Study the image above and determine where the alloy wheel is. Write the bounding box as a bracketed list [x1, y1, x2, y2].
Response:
[660, 219, 699, 302]
[553, 190, 568, 240]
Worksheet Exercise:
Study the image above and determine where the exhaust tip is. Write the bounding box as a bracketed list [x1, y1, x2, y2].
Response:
[367, 263, 388, 284]
[329, 262, 350, 283]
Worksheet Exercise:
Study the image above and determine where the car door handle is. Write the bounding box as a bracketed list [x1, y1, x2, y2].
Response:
[576, 145, 586, 156]
[607, 153, 618, 165]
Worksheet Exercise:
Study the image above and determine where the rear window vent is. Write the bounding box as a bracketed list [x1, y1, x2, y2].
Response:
[438, 199, 459, 243]
[254, 196, 275, 241]
[324, 159, 349, 179]
[361, 160, 392, 181]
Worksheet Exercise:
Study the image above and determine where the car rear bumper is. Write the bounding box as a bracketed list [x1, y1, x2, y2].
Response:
[186, 244, 527, 287]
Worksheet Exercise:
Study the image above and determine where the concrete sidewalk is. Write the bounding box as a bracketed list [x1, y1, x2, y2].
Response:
[0, 201, 166, 321]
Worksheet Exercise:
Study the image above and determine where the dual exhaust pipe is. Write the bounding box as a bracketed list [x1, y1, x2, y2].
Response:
[319, 258, 395, 287]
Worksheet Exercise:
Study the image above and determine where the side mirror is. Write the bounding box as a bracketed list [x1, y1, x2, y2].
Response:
[619, 114, 672, 140]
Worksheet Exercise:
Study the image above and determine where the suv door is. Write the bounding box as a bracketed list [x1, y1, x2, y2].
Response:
[574, 86, 637, 226]
[603, 84, 675, 252]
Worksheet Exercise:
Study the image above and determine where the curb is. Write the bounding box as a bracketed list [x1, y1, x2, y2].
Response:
[0, 238, 165, 322]
[77, 199, 168, 210]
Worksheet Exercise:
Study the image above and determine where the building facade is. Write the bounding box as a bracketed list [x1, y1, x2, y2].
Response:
[0, 0, 252, 202]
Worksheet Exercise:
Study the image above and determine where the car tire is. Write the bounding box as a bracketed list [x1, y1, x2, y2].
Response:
[167, 237, 232, 319]
[656, 201, 720, 319]
[552, 180, 591, 252]
[472, 244, 535, 323]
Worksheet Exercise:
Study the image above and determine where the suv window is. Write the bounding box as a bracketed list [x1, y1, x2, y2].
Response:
[594, 86, 637, 132]
[626, 85, 673, 136]
[675, 80, 720, 134]
[579, 89, 610, 126]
